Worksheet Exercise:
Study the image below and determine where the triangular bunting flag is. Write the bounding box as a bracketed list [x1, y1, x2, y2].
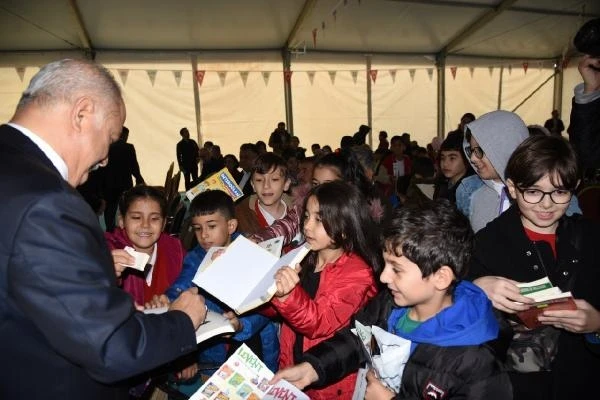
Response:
[218, 71, 227, 87]
[427, 68, 434, 81]
[173, 71, 182, 87]
[307, 71, 316, 85]
[118, 69, 129, 86]
[147, 70, 157, 86]
[283, 69, 293, 84]
[488, 66, 494, 77]
[351, 70, 358, 84]
[262, 71, 271, 86]
[196, 70, 206, 87]
[450, 66, 457, 80]
[408, 69, 416, 82]
[15, 66, 25, 82]
[239, 71, 249, 87]
[469, 67, 475, 78]
[508, 65, 512, 75]
[328, 71, 336, 85]
[523, 62, 529, 74]
[389, 69, 397, 83]
[561, 57, 570, 69]
[369, 69, 378, 83]
[312, 28, 318, 47]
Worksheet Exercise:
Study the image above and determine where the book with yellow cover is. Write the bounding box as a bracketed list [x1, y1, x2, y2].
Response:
[186, 168, 244, 202]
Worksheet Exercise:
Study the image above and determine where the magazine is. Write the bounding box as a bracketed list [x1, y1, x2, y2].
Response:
[186, 168, 244, 202]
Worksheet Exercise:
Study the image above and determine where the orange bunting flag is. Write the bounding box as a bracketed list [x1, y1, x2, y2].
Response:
[284, 69, 293, 83]
[312, 29, 318, 47]
[196, 70, 206, 87]
[450, 66, 457, 79]
[561, 57, 570, 69]
[523, 62, 529, 74]
[369, 69, 378, 83]
[307, 71, 316, 85]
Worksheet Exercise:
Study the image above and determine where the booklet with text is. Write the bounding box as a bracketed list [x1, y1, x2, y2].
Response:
[144, 306, 234, 343]
[190, 343, 308, 400]
[192, 236, 310, 314]
[186, 168, 244, 202]
[516, 277, 577, 329]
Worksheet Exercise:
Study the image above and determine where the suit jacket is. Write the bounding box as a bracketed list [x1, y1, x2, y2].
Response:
[0, 125, 197, 400]
[104, 139, 144, 197]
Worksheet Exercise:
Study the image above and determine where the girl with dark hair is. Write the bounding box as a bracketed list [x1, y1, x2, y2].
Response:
[105, 185, 184, 306]
[468, 135, 600, 400]
[270, 181, 380, 400]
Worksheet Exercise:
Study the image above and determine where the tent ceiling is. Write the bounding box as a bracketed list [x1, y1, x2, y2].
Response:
[1, 0, 599, 61]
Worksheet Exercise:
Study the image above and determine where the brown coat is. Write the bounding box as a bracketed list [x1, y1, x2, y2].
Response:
[235, 193, 293, 236]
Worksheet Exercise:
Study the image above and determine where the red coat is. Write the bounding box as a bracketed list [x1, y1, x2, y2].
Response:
[272, 252, 377, 400]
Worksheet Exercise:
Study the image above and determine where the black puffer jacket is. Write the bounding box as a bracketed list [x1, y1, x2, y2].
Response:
[302, 290, 512, 400]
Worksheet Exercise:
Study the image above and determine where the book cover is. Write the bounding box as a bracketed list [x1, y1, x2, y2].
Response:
[144, 307, 234, 343]
[516, 277, 578, 329]
[190, 343, 308, 400]
[192, 236, 310, 314]
[186, 168, 244, 202]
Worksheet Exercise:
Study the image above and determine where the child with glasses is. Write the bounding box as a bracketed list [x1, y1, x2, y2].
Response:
[468, 135, 600, 400]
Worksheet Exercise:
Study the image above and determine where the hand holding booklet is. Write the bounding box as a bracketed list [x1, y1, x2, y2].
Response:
[144, 306, 235, 343]
[192, 236, 310, 315]
[516, 277, 577, 329]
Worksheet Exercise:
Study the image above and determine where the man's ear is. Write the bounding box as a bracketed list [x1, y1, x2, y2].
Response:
[433, 266, 455, 291]
[71, 96, 95, 134]
[228, 218, 238, 234]
[506, 178, 518, 200]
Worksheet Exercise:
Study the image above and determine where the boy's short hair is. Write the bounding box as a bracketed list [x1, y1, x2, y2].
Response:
[505, 135, 579, 190]
[251, 152, 288, 179]
[189, 190, 235, 220]
[383, 200, 473, 286]
[440, 133, 470, 166]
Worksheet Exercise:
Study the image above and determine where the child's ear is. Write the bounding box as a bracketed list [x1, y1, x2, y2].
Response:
[506, 178, 518, 200]
[117, 215, 124, 229]
[227, 218, 238, 234]
[433, 266, 455, 291]
[283, 177, 291, 192]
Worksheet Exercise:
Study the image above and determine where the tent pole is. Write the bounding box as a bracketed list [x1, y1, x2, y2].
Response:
[282, 49, 294, 135]
[190, 55, 203, 146]
[366, 55, 373, 148]
[511, 72, 557, 113]
[497, 66, 504, 109]
[436, 54, 446, 139]
[553, 60, 563, 115]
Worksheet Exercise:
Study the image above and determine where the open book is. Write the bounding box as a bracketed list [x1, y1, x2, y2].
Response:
[516, 277, 577, 329]
[190, 343, 308, 400]
[192, 236, 310, 314]
[144, 306, 234, 343]
[186, 167, 244, 202]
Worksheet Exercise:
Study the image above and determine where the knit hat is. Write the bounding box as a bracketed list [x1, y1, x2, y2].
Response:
[574, 18, 600, 57]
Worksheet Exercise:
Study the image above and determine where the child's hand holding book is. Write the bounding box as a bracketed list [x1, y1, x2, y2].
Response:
[537, 298, 600, 333]
[365, 369, 395, 400]
[273, 264, 302, 302]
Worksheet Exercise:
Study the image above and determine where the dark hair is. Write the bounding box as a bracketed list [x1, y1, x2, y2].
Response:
[464, 128, 472, 142]
[224, 154, 239, 169]
[440, 132, 470, 168]
[118, 185, 167, 218]
[302, 181, 382, 273]
[390, 135, 403, 145]
[189, 190, 235, 220]
[252, 152, 288, 179]
[461, 113, 476, 123]
[255, 140, 267, 149]
[505, 135, 580, 190]
[179, 127, 189, 136]
[314, 151, 371, 198]
[311, 143, 321, 150]
[384, 200, 473, 291]
[240, 142, 259, 155]
[340, 135, 355, 149]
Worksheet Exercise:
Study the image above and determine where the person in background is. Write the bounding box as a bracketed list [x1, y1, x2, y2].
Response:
[238, 143, 259, 199]
[434, 133, 473, 203]
[0, 58, 206, 400]
[544, 110, 565, 137]
[177, 127, 200, 190]
[224, 154, 243, 183]
[377, 130, 389, 151]
[352, 124, 371, 146]
[268, 121, 291, 154]
[447, 112, 476, 138]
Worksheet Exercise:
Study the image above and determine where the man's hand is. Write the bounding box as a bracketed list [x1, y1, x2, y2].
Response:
[473, 276, 534, 313]
[270, 362, 318, 389]
[170, 288, 207, 330]
[579, 55, 600, 94]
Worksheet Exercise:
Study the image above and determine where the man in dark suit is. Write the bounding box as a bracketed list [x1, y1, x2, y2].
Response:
[103, 126, 145, 231]
[0, 59, 207, 400]
[238, 142, 259, 200]
[176, 127, 200, 190]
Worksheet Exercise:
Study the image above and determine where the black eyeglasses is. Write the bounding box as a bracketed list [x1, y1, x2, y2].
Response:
[465, 146, 485, 159]
[516, 187, 573, 204]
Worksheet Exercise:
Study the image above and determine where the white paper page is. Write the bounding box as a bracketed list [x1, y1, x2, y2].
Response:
[193, 236, 278, 311]
[144, 307, 234, 343]
[258, 236, 284, 257]
[123, 246, 150, 271]
[192, 246, 226, 284]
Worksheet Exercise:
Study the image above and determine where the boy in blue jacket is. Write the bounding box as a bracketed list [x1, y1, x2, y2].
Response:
[273, 200, 511, 399]
[152, 190, 278, 393]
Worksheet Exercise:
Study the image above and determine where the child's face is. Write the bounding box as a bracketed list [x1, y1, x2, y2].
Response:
[297, 161, 314, 185]
[467, 136, 499, 181]
[251, 167, 291, 207]
[119, 198, 165, 254]
[303, 195, 334, 251]
[311, 166, 341, 187]
[380, 248, 437, 308]
[506, 173, 571, 234]
[191, 212, 237, 250]
[440, 150, 467, 183]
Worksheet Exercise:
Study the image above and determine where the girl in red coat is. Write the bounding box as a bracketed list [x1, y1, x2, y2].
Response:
[105, 185, 184, 306]
[271, 181, 381, 399]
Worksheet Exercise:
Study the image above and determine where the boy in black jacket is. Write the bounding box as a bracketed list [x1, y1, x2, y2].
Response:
[272, 201, 511, 399]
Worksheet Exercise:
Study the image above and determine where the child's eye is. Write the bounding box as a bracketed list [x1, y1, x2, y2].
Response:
[208, 224, 217, 229]
[191, 226, 201, 232]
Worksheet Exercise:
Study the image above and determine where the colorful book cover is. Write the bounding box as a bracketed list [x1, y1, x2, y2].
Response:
[186, 168, 244, 202]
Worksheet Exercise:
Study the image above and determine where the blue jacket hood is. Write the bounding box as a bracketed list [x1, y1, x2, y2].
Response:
[388, 280, 498, 348]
